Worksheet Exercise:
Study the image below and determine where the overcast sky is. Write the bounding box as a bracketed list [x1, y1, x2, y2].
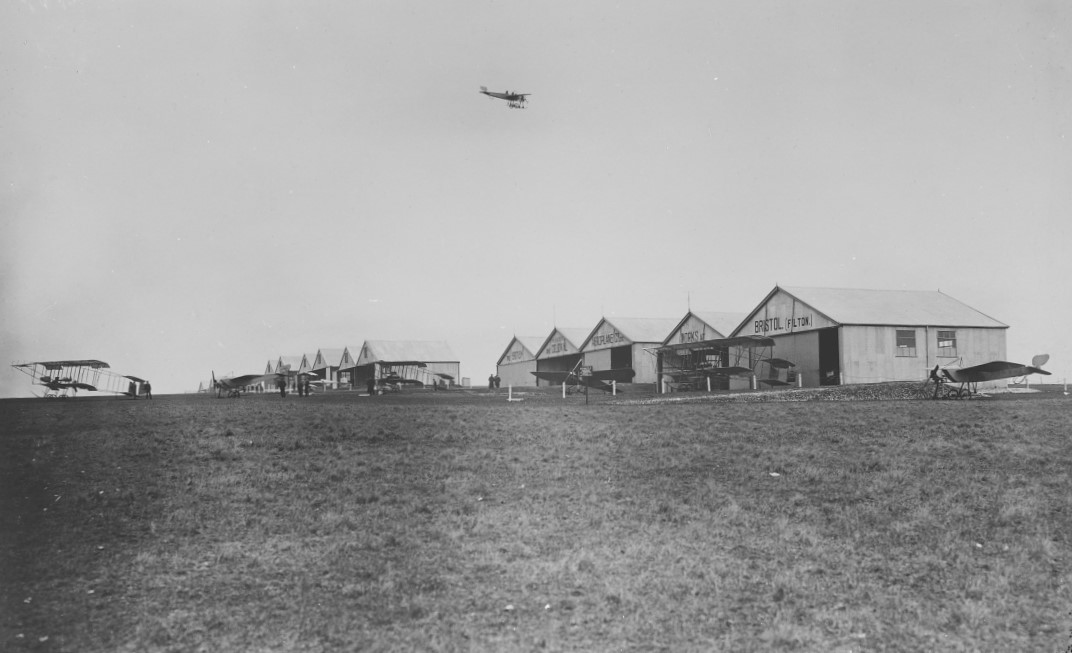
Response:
[2, 1, 1069, 396]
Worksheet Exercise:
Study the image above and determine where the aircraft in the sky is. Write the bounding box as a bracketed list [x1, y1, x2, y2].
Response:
[12, 359, 146, 398]
[479, 86, 530, 109]
[532, 361, 634, 395]
[212, 370, 286, 398]
[927, 354, 1052, 399]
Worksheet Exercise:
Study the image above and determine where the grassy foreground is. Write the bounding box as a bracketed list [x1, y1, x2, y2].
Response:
[2, 390, 1071, 652]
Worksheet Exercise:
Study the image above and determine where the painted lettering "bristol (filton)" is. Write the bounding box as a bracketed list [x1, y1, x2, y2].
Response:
[754, 315, 812, 334]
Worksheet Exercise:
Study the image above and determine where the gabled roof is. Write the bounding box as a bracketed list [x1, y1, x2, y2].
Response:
[739, 286, 1008, 331]
[276, 355, 305, 373]
[662, 311, 746, 345]
[357, 340, 458, 365]
[692, 311, 747, 337]
[534, 327, 590, 358]
[497, 336, 544, 366]
[581, 317, 678, 349]
[338, 346, 358, 368]
[312, 348, 347, 369]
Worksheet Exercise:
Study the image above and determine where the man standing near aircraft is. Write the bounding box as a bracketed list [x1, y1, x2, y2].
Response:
[144, 380, 152, 399]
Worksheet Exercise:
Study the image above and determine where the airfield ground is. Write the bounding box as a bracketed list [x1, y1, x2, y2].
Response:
[1, 386, 1070, 652]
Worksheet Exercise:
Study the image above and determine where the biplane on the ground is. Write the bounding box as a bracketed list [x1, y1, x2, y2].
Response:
[370, 361, 431, 393]
[12, 360, 146, 398]
[655, 336, 796, 391]
[925, 354, 1051, 399]
[212, 370, 286, 398]
[531, 360, 634, 395]
[479, 86, 530, 109]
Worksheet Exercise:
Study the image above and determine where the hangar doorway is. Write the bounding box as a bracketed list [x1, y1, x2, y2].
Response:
[819, 328, 840, 385]
[610, 345, 632, 370]
[536, 354, 582, 386]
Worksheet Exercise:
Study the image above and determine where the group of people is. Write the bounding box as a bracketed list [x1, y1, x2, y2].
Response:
[275, 376, 313, 398]
[487, 374, 501, 390]
[128, 380, 152, 399]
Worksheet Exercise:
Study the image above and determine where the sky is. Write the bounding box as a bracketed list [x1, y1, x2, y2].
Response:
[2, 1, 1070, 396]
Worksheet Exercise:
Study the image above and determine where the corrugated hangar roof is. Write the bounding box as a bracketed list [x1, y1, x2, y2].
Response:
[777, 286, 1008, 328]
[359, 340, 458, 363]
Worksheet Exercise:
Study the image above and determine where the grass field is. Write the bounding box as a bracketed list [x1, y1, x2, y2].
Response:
[2, 387, 1071, 652]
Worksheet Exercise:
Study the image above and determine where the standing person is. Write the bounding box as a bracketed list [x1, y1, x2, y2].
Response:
[494, 375, 501, 389]
[128, 380, 137, 399]
[277, 376, 287, 398]
[143, 380, 152, 400]
[488, 374, 495, 391]
[366, 377, 376, 396]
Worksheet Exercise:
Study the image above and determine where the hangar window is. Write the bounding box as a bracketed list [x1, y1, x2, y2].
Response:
[896, 330, 917, 357]
[937, 330, 957, 357]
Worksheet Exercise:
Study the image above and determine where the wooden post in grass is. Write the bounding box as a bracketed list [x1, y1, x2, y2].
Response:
[707, 376, 711, 392]
[562, 381, 566, 399]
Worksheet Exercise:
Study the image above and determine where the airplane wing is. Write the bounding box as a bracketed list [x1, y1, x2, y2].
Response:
[225, 373, 284, 387]
[703, 366, 754, 377]
[944, 360, 1052, 384]
[532, 371, 572, 384]
[588, 368, 635, 383]
[655, 335, 776, 354]
[34, 359, 111, 370]
[763, 358, 796, 369]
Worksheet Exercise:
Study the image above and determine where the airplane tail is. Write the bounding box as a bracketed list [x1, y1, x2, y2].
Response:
[480, 85, 487, 92]
[1031, 354, 1050, 369]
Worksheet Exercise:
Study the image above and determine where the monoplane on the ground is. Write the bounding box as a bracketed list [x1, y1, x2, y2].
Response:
[12, 360, 145, 398]
[212, 370, 286, 398]
[532, 360, 634, 395]
[479, 86, 530, 109]
[655, 335, 796, 391]
[926, 355, 1051, 399]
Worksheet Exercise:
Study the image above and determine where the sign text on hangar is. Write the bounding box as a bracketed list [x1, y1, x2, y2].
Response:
[502, 342, 532, 363]
[586, 324, 632, 350]
[753, 315, 814, 334]
[540, 335, 578, 358]
[751, 294, 832, 335]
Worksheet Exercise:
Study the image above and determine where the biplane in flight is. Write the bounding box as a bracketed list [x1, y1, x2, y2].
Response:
[12, 360, 146, 398]
[212, 370, 286, 398]
[655, 335, 796, 391]
[531, 360, 634, 396]
[479, 86, 530, 109]
[926, 354, 1051, 399]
